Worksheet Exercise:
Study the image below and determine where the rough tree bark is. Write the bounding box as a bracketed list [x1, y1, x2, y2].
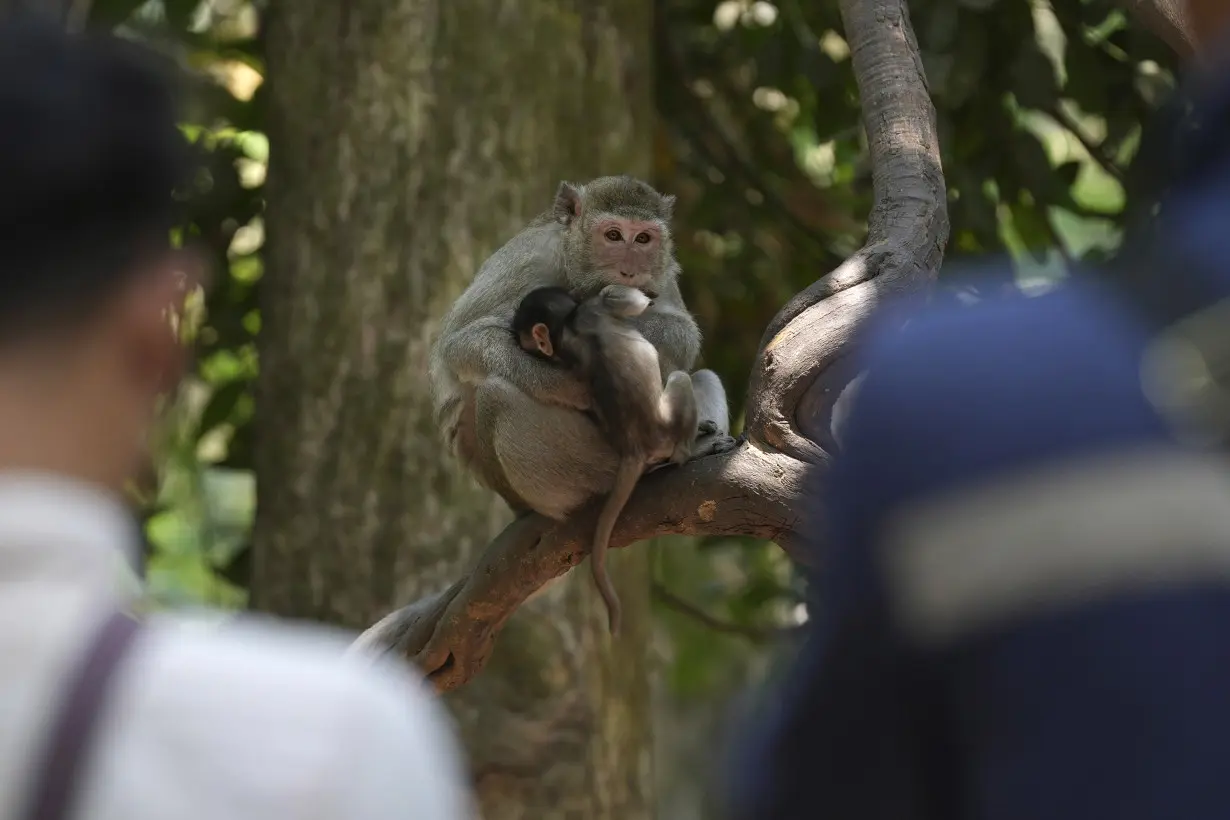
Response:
[254, 2, 657, 818]
[355, 0, 950, 691]
[1115, 0, 1195, 57]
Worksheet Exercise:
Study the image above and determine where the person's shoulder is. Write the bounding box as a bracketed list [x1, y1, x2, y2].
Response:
[138, 610, 426, 706]
[111, 611, 471, 817]
[847, 274, 1167, 461]
[859, 273, 1149, 384]
[823, 273, 1174, 561]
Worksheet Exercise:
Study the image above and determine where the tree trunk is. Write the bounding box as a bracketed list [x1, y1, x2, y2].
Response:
[253, 2, 656, 818]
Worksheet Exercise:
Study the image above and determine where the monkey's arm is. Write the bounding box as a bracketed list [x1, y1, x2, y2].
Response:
[438, 317, 591, 410]
[629, 275, 701, 376]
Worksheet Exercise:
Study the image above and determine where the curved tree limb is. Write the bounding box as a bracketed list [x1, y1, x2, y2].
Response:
[356, 443, 810, 690]
[747, 0, 946, 461]
[652, 580, 803, 643]
[355, 0, 949, 693]
[1114, 0, 1194, 58]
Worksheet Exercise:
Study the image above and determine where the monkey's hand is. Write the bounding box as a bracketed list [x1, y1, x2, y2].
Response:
[439, 318, 591, 411]
[597, 284, 652, 319]
[628, 277, 701, 376]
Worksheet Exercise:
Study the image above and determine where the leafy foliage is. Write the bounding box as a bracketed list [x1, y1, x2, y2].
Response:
[77, 0, 266, 607]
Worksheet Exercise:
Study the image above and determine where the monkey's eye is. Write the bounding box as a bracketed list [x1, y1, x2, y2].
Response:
[634, 232, 652, 244]
[604, 228, 623, 242]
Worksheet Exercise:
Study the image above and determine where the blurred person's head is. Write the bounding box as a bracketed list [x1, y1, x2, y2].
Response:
[0, 22, 195, 494]
[1188, 0, 1230, 52]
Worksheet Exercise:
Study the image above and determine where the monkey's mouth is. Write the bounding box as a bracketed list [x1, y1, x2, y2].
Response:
[610, 270, 651, 286]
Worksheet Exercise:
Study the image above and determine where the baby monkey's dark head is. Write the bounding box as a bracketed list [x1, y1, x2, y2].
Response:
[513, 286, 578, 360]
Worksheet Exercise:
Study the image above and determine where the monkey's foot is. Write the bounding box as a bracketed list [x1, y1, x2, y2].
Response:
[697, 419, 720, 436]
[693, 432, 738, 458]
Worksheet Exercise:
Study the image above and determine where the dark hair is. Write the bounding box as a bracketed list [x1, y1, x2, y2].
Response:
[512, 286, 578, 334]
[0, 20, 192, 339]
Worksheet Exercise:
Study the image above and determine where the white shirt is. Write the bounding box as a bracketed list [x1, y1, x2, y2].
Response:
[0, 474, 474, 820]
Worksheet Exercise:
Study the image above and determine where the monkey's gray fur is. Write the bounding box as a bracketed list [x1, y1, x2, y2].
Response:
[430, 174, 732, 547]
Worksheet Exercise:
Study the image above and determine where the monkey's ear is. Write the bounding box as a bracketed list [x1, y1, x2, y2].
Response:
[554, 182, 583, 226]
[531, 323, 555, 357]
[660, 194, 677, 218]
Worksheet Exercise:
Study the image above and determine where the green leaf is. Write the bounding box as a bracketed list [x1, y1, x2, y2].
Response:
[218, 420, 253, 471]
[87, 0, 147, 26]
[1009, 201, 1053, 263]
[1103, 109, 1139, 157]
[1012, 129, 1057, 196]
[945, 26, 988, 108]
[921, 51, 954, 100]
[1055, 160, 1082, 189]
[1011, 43, 1060, 110]
[923, 2, 960, 51]
[195, 380, 248, 442]
[216, 542, 251, 590]
[1063, 41, 1110, 112]
[950, 169, 1000, 246]
[164, 0, 200, 30]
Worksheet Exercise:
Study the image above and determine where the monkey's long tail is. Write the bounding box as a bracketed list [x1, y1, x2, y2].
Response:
[591, 457, 642, 637]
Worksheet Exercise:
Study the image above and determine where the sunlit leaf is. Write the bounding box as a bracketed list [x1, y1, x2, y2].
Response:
[195, 380, 248, 442]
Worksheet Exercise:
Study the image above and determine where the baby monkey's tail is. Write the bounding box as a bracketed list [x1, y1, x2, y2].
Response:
[590, 456, 643, 636]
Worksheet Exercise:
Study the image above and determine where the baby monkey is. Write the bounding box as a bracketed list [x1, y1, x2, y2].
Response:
[513, 284, 699, 636]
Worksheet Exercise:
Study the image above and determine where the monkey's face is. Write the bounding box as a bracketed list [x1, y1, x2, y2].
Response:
[579, 215, 667, 291]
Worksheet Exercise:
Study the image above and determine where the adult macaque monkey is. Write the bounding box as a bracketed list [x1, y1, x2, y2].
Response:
[511, 284, 699, 635]
[430, 175, 731, 525]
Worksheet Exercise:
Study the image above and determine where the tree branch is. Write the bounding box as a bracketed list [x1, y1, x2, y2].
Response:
[354, 443, 811, 691]
[746, 0, 947, 459]
[1115, 0, 1195, 58]
[1047, 104, 1125, 183]
[652, 581, 801, 642]
[354, 0, 948, 693]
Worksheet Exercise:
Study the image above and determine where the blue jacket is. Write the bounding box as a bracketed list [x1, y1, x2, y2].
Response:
[728, 52, 1230, 820]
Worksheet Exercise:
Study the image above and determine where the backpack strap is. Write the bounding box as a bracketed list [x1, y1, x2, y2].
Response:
[22, 610, 142, 820]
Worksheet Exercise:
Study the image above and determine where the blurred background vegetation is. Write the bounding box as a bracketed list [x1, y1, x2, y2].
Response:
[84, 0, 1177, 814]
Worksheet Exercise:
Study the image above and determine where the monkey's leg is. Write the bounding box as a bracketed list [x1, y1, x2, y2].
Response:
[691, 369, 729, 435]
[476, 377, 619, 521]
[660, 371, 699, 464]
[690, 369, 737, 457]
[456, 383, 533, 515]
